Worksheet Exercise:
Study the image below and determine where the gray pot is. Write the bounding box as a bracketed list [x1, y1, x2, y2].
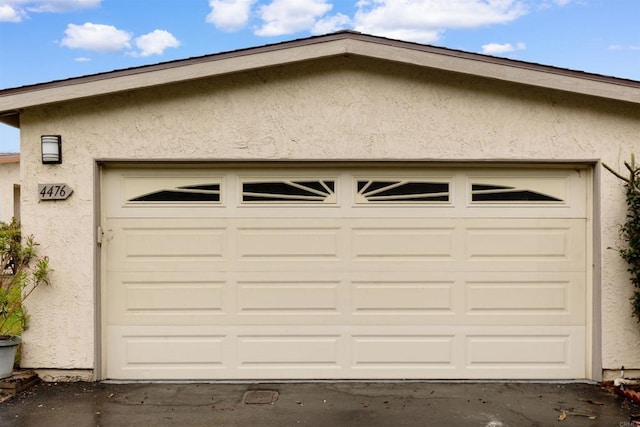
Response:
[0, 336, 21, 379]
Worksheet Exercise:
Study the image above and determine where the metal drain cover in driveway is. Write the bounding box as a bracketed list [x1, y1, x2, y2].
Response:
[243, 390, 279, 404]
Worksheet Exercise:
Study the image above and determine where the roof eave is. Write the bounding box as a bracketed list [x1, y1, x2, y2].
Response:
[0, 32, 638, 118]
[0, 154, 20, 164]
[0, 112, 19, 128]
[347, 36, 640, 104]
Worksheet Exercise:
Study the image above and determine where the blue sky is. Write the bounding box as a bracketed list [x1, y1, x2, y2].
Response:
[0, 0, 638, 153]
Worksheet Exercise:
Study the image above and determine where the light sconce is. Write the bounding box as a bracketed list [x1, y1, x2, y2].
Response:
[41, 135, 62, 164]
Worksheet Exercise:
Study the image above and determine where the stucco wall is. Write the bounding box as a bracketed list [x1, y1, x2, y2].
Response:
[0, 160, 19, 223]
[17, 56, 640, 375]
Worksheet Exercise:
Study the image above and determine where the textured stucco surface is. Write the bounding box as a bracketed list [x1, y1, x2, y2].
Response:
[16, 55, 640, 375]
[0, 161, 18, 223]
[0, 162, 20, 222]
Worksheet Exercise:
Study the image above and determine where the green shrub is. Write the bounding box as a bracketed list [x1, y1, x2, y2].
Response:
[604, 156, 640, 322]
[621, 185, 640, 321]
[0, 218, 52, 336]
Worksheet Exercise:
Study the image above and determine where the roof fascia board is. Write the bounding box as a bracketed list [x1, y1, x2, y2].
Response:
[345, 38, 640, 104]
[0, 34, 638, 114]
[0, 38, 349, 112]
[0, 155, 19, 164]
[0, 113, 19, 128]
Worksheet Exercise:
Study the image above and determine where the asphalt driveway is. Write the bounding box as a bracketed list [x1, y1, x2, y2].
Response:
[1, 381, 639, 426]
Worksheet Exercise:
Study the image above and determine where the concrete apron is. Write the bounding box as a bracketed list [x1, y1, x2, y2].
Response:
[1, 381, 639, 426]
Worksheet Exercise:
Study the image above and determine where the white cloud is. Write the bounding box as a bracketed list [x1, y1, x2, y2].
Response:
[545, 0, 573, 6]
[60, 22, 132, 53]
[255, 0, 333, 36]
[206, 0, 256, 32]
[25, 0, 101, 13]
[481, 41, 526, 55]
[609, 44, 640, 51]
[134, 29, 180, 57]
[0, 0, 101, 21]
[537, 0, 581, 10]
[312, 12, 351, 34]
[60, 22, 180, 58]
[74, 56, 91, 62]
[201, 0, 569, 44]
[0, 4, 25, 21]
[353, 0, 528, 43]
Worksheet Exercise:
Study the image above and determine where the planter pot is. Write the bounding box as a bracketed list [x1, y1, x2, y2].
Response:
[0, 336, 21, 379]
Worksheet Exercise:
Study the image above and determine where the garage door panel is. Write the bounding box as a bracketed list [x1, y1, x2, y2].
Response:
[467, 229, 568, 258]
[464, 325, 586, 378]
[351, 227, 455, 259]
[465, 219, 585, 271]
[126, 228, 225, 258]
[107, 272, 231, 325]
[237, 280, 340, 314]
[465, 326, 585, 378]
[351, 281, 455, 313]
[126, 336, 225, 365]
[108, 272, 583, 327]
[232, 260, 344, 272]
[107, 325, 585, 379]
[107, 327, 231, 380]
[467, 284, 567, 310]
[233, 272, 346, 324]
[237, 227, 340, 259]
[464, 272, 585, 325]
[107, 218, 229, 272]
[467, 336, 569, 365]
[347, 271, 583, 325]
[125, 282, 225, 312]
[237, 335, 341, 366]
[352, 335, 454, 366]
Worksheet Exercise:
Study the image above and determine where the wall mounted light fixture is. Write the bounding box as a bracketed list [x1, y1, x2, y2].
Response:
[41, 135, 62, 164]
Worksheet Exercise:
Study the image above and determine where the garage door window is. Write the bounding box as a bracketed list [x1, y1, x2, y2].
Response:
[356, 180, 449, 203]
[128, 183, 221, 202]
[471, 183, 562, 203]
[242, 180, 336, 203]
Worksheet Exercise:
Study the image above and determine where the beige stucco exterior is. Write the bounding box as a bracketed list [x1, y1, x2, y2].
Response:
[2, 34, 639, 380]
[0, 156, 19, 223]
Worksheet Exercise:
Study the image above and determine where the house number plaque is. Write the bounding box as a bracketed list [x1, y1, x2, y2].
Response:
[38, 184, 73, 201]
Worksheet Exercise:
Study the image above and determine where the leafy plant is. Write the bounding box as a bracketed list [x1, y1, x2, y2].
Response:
[604, 154, 640, 322]
[0, 218, 52, 337]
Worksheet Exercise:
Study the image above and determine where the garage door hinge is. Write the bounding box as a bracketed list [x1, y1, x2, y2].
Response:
[97, 225, 104, 245]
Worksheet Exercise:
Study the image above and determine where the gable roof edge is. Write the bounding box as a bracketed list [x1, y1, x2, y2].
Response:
[0, 32, 638, 117]
[0, 36, 350, 114]
[345, 37, 640, 104]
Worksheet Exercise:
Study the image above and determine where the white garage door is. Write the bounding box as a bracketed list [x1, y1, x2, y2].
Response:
[102, 165, 588, 380]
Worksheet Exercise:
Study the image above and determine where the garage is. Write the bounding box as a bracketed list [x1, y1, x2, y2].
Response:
[102, 164, 588, 380]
